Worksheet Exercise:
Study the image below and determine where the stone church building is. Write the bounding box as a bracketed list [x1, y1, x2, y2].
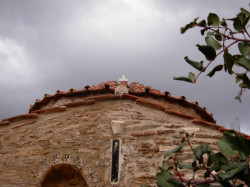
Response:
[0, 78, 228, 186]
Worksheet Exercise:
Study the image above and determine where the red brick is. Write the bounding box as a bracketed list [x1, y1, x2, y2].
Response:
[139, 148, 148, 152]
[38, 140, 51, 147]
[43, 152, 50, 156]
[155, 147, 159, 153]
[164, 124, 175, 128]
[11, 121, 36, 129]
[3, 113, 38, 122]
[0, 130, 9, 134]
[192, 119, 221, 129]
[66, 99, 95, 107]
[157, 130, 162, 135]
[156, 141, 171, 145]
[136, 98, 166, 111]
[122, 93, 140, 100]
[0, 121, 10, 126]
[87, 94, 120, 101]
[165, 110, 195, 120]
[175, 173, 184, 177]
[32, 106, 66, 114]
[131, 131, 155, 137]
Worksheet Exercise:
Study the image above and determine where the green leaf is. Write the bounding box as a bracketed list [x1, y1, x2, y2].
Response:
[198, 19, 207, 27]
[221, 161, 247, 172]
[164, 138, 185, 157]
[184, 56, 205, 71]
[204, 165, 217, 178]
[188, 72, 195, 82]
[164, 146, 182, 157]
[233, 17, 244, 32]
[173, 72, 196, 83]
[214, 31, 223, 41]
[206, 31, 213, 37]
[162, 160, 169, 170]
[237, 12, 249, 27]
[197, 44, 216, 61]
[181, 18, 199, 34]
[223, 130, 250, 156]
[243, 17, 250, 29]
[224, 52, 235, 74]
[207, 65, 223, 77]
[235, 92, 242, 103]
[218, 140, 237, 157]
[193, 144, 212, 164]
[205, 35, 222, 50]
[220, 18, 228, 27]
[200, 29, 207, 35]
[167, 178, 184, 187]
[210, 152, 228, 168]
[235, 56, 250, 71]
[207, 13, 220, 26]
[218, 161, 248, 181]
[141, 185, 151, 187]
[238, 42, 250, 58]
[240, 8, 250, 16]
[156, 161, 172, 187]
[236, 73, 250, 89]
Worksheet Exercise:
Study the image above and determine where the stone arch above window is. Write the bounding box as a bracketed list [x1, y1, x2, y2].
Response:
[40, 164, 88, 187]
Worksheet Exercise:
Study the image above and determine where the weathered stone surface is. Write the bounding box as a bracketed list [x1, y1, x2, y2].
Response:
[38, 140, 51, 147]
[159, 145, 176, 152]
[0, 99, 223, 187]
[181, 127, 200, 134]
[194, 133, 222, 139]
[131, 131, 155, 137]
[21, 149, 40, 156]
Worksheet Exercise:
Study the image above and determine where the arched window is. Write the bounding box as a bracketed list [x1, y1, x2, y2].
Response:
[40, 164, 88, 187]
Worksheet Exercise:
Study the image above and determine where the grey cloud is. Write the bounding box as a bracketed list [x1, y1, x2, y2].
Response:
[0, 0, 249, 134]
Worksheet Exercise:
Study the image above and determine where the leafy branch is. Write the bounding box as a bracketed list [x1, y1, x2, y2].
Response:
[173, 8, 250, 102]
[150, 131, 250, 187]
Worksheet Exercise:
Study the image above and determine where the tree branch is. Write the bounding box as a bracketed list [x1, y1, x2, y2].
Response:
[195, 40, 238, 82]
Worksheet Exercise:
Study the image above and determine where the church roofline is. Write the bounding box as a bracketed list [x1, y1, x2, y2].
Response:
[26, 81, 214, 121]
[0, 80, 249, 139]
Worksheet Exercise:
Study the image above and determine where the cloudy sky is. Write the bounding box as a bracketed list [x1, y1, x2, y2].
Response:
[0, 0, 249, 134]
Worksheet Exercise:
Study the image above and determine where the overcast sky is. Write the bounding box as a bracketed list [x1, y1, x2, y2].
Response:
[0, 0, 249, 134]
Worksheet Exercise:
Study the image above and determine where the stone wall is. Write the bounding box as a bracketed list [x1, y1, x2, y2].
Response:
[0, 99, 223, 187]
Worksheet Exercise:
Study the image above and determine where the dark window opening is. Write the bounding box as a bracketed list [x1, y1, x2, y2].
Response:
[40, 164, 88, 187]
[111, 139, 119, 182]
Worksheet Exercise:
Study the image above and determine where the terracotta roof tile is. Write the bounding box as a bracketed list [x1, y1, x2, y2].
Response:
[25, 81, 217, 123]
[56, 90, 67, 95]
[0, 121, 10, 126]
[2, 113, 38, 123]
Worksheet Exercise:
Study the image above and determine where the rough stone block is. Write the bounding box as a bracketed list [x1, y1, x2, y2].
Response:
[21, 149, 40, 157]
[38, 140, 51, 147]
[111, 120, 126, 135]
[159, 145, 176, 152]
[181, 127, 200, 134]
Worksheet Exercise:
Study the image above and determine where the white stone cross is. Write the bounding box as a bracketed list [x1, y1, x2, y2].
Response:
[119, 74, 128, 82]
